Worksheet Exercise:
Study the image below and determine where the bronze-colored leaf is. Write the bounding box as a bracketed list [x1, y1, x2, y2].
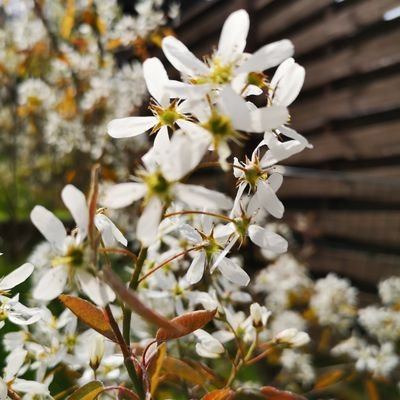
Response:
[148, 343, 167, 395]
[314, 369, 344, 390]
[201, 388, 234, 400]
[59, 294, 116, 342]
[156, 309, 217, 341]
[67, 381, 103, 400]
[260, 386, 306, 400]
[162, 357, 208, 386]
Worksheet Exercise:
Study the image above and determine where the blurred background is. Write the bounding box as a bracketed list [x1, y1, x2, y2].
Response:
[1, 0, 400, 298]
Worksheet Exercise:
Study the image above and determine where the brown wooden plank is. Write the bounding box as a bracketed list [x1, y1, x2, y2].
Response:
[307, 246, 400, 285]
[291, 74, 400, 132]
[256, 0, 332, 40]
[285, 210, 400, 248]
[304, 29, 400, 90]
[287, 120, 400, 164]
[289, 0, 399, 56]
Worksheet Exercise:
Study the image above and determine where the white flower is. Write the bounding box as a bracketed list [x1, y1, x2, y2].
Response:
[274, 328, 310, 348]
[250, 303, 271, 328]
[379, 277, 400, 305]
[90, 334, 105, 371]
[193, 329, 225, 359]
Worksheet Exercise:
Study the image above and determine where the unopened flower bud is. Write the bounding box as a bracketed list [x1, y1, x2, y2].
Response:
[274, 328, 310, 348]
[89, 334, 105, 371]
[250, 303, 271, 329]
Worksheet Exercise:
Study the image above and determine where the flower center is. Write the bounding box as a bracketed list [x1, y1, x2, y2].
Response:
[143, 169, 171, 201]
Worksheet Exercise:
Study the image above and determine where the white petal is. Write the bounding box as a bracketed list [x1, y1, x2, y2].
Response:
[255, 179, 284, 219]
[12, 379, 49, 395]
[175, 184, 232, 210]
[278, 125, 313, 149]
[251, 105, 289, 132]
[8, 305, 42, 326]
[268, 173, 284, 192]
[4, 348, 27, 381]
[76, 271, 115, 307]
[153, 126, 170, 157]
[0, 378, 7, 399]
[136, 198, 163, 246]
[33, 266, 68, 301]
[217, 9, 249, 64]
[179, 224, 202, 244]
[143, 57, 169, 107]
[30, 206, 67, 251]
[61, 185, 88, 241]
[270, 58, 305, 106]
[238, 39, 294, 73]
[186, 252, 206, 284]
[0, 263, 34, 291]
[164, 81, 211, 99]
[162, 36, 209, 77]
[107, 116, 157, 138]
[101, 183, 146, 209]
[94, 214, 127, 247]
[248, 225, 287, 253]
[196, 343, 221, 358]
[217, 257, 250, 286]
[218, 86, 251, 131]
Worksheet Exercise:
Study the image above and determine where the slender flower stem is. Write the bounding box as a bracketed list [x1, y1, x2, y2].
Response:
[99, 247, 138, 263]
[104, 305, 145, 400]
[163, 210, 234, 223]
[123, 247, 147, 344]
[138, 245, 204, 283]
[245, 344, 274, 366]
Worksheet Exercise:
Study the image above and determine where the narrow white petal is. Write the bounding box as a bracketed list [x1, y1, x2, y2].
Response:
[61, 185, 88, 241]
[186, 252, 206, 284]
[217, 9, 249, 64]
[256, 179, 284, 219]
[175, 184, 232, 210]
[218, 86, 251, 131]
[12, 379, 49, 395]
[179, 224, 202, 244]
[8, 306, 42, 326]
[217, 257, 250, 286]
[94, 214, 127, 247]
[270, 58, 305, 106]
[33, 266, 68, 301]
[278, 125, 313, 149]
[268, 173, 284, 192]
[248, 225, 287, 253]
[30, 206, 67, 251]
[143, 57, 169, 107]
[210, 236, 239, 273]
[0, 378, 7, 399]
[76, 271, 115, 307]
[162, 36, 209, 76]
[164, 81, 211, 99]
[101, 183, 146, 209]
[4, 348, 27, 381]
[238, 39, 294, 73]
[153, 126, 170, 157]
[0, 263, 34, 291]
[251, 105, 289, 132]
[107, 116, 157, 138]
[136, 198, 163, 246]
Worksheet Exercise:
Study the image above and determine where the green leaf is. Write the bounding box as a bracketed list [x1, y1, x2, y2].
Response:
[67, 381, 104, 400]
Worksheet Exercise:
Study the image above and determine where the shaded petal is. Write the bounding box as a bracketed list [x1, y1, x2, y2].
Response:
[175, 184, 232, 210]
[76, 270, 115, 307]
[217, 9, 249, 64]
[248, 225, 287, 253]
[217, 257, 250, 286]
[136, 197, 163, 246]
[186, 251, 206, 284]
[143, 57, 169, 107]
[279, 125, 313, 149]
[0, 263, 34, 291]
[12, 379, 49, 395]
[107, 116, 157, 138]
[33, 266, 68, 301]
[153, 125, 170, 157]
[165, 80, 211, 99]
[4, 348, 27, 381]
[255, 178, 284, 218]
[61, 185, 88, 241]
[162, 36, 209, 76]
[251, 105, 289, 132]
[94, 214, 127, 247]
[210, 236, 239, 273]
[179, 224, 202, 244]
[101, 183, 146, 209]
[238, 39, 294, 73]
[30, 206, 67, 251]
[270, 58, 305, 106]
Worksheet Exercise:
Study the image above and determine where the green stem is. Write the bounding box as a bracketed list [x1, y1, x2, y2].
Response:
[123, 247, 147, 345]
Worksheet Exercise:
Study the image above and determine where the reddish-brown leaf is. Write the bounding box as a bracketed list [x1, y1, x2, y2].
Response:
[260, 386, 306, 400]
[201, 388, 234, 400]
[314, 369, 344, 390]
[59, 294, 116, 342]
[162, 357, 209, 386]
[156, 309, 217, 341]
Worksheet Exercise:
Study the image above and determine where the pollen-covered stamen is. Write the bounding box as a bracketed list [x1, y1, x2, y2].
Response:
[208, 56, 234, 85]
[141, 168, 172, 202]
[198, 230, 222, 264]
[247, 71, 268, 89]
[233, 214, 252, 245]
[150, 98, 183, 132]
[237, 156, 268, 192]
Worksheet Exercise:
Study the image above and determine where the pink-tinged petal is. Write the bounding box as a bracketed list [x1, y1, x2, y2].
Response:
[279, 125, 313, 149]
[251, 105, 289, 132]
[101, 183, 146, 209]
[107, 116, 157, 138]
[0, 263, 34, 291]
[270, 58, 305, 106]
[238, 39, 294, 73]
[255, 179, 284, 219]
[76, 271, 115, 307]
[186, 251, 206, 284]
[248, 225, 288, 253]
[218, 86, 251, 131]
[136, 197, 163, 246]
[33, 266, 68, 301]
[217, 257, 250, 286]
[94, 214, 127, 247]
[217, 9, 249, 64]
[175, 184, 233, 210]
[61, 185, 88, 241]
[162, 36, 209, 77]
[143, 57, 170, 107]
[30, 206, 67, 251]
